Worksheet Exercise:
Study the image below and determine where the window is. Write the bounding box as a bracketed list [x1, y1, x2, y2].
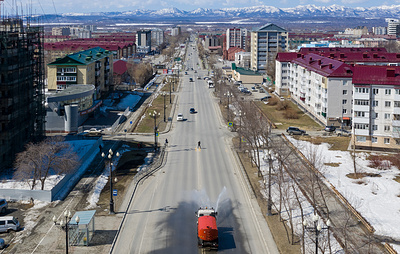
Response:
[372, 137, 378, 143]
[354, 99, 369, 105]
[384, 138, 390, 144]
[355, 123, 369, 129]
[385, 89, 391, 95]
[372, 125, 378, 131]
[384, 125, 391, 131]
[343, 90, 348, 95]
[373, 112, 379, 119]
[373, 88, 379, 95]
[385, 113, 391, 119]
[342, 99, 347, 104]
[373, 101, 378, 107]
[343, 109, 347, 114]
[355, 87, 369, 93]
[356, 136, 367, 142]
[394, 101, 400, 108]
[385, 101, 391, 107]
[355, 111, 365, 117]
[57, 76, 76, 82]
[396, 89, 400, 95]
[57, 67, 76, 73]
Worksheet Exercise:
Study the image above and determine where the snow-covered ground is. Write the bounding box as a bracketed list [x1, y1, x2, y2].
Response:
[265, 136, 400, 252]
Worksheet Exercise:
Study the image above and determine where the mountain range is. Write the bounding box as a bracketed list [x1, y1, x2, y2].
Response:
[60, 5, 400, 19]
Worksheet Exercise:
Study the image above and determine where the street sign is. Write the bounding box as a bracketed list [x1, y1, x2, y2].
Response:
[130, 121, 132, 124]
[113, 189, 118, 196]
[156, 132, 159, 137]
[228, 122, 233, 127]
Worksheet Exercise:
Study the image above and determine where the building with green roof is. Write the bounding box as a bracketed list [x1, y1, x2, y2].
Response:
[47, 47, 113, 99]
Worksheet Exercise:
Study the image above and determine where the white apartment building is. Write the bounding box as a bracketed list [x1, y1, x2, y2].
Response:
[251, 23, 288, 73]
[275, 52, 299, 97]
[235, 51, 251, 69]
[289, 54, 354, 127]
[386, 18, 400, 37]
[151, 28, 164, 46]
[226, 28, 247, 49]
[352, 66, 400, 150]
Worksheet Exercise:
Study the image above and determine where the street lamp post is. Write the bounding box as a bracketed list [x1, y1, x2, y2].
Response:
[101, 149, 120, 214]
[149, 111, 160, 151]
[169, 78, 172, 104]
[53, 210, 80, 254]
[162, 92, 167, 122]
[303, 214, 331, 254]
[224, 91, 232, 122]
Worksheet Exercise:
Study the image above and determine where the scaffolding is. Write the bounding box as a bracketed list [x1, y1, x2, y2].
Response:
[0, 18, 45, 169]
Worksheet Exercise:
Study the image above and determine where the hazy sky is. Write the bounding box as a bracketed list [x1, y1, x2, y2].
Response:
[1, 0, 399, 15]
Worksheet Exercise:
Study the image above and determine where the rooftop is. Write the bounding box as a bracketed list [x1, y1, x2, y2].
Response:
[353, 65, 400, 86]
[48, 47, 113, 66]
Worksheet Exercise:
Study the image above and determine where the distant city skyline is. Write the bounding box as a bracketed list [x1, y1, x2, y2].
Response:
[0, 0, 399, 15]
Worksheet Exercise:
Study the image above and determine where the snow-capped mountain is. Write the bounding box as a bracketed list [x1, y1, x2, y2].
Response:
[59, 4, 400, 18]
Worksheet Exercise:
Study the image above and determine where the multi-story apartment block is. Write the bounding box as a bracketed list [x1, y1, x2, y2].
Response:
[373, 26, 388, 35]
[235, 51, 251, 69]
[136, 30, 151, 54]
[352, 66, 400, 150]
[0, 19, 45, 169]
[226, 28, 247, 49]
[170, 27, 181, 36]
[47, 47, 113, 99]
[250, 23, 288, 73]
[52, 27, 70, 36]
[275, 52, 299, 97]
[290, 54, 354, 127]
[386, 18, 400, 37]
[151, 28, 164, 46]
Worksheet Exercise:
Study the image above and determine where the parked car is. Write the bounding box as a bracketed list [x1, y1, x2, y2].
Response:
[325, 126, 336, 132]
[197, 76, 201, 80]
[335, 128, 351, 137]
[0, 238, 5, 249]
[0, 199, 8, 214]
[286, 126, 306, 135]
[189, 78, 193, 82]
[260, 95, 271, 101]
[177, 113, 184, 121]
[0, 216, 20, 233]
[189, 108, 196, 114]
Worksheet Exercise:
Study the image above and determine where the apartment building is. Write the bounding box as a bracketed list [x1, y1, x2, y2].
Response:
[290, 54, 354, 127]
[151, 28, 164, 46]
[0, 19, 45, 169]
[226, 28, 247, 49]
[352, 66, 400, 150]
[250, 23, 288, 73]
[386, 18, 400, 37]
[136, 30, 151, 54]
[235, 51, 251, 69]
[47, 47, 113, 99]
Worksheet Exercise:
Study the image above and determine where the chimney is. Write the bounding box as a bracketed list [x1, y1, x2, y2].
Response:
[318, 59, 321, 65]
[329, 63, 333, 69]
[363, 53, 367, 58]
[387, 68, 396, 77]
[373, 53, 378, 58]
[340, 53, 344, 58]
[297, 53, 301, 58]
[396, 54, 400, 58]
[330, 53, 334, 58]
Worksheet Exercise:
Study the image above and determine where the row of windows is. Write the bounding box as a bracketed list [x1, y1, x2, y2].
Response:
[355, 88, 400, 95]
[57, 76, 76, 81]
[57, 67, 76, 73]
[357, 136, 392, 144]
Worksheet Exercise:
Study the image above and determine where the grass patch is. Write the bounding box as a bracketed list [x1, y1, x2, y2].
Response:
[254, 98, 321, 131]
[346, 172, 381, 179]
[325, 162, 341, 167]
[135, 94, 175, 133]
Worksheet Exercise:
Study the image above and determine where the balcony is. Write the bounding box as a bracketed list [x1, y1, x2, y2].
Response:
[354, 117, 370, 124]
[354, 129, 370, 136]
[393, 120, 400, 127]
[394, 107, 400, 114]
[354, 93, 370, 100]
[353, 105, 370, 112]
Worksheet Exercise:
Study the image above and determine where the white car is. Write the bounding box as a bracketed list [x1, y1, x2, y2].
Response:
[177, 113, 184, 121]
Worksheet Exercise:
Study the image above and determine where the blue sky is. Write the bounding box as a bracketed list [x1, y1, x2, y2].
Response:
[1, 0, 399, 14]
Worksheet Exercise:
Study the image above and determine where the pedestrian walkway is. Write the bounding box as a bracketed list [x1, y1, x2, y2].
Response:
[269, 131, 387, 253]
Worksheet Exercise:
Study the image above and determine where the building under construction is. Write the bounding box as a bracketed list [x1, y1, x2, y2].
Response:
[0, 18, 45, 169]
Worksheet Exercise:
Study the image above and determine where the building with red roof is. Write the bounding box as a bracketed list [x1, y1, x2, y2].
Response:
[223, 47, 245, 61]
[352, 65, 400, 150]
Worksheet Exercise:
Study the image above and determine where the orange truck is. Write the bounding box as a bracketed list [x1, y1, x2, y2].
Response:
[196, 207, 218, 249]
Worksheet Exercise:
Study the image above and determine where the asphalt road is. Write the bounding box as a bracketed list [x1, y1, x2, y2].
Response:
[112, 40, 279, 253]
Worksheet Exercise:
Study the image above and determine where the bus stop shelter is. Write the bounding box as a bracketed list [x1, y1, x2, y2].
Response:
[68, 210, 96, 246]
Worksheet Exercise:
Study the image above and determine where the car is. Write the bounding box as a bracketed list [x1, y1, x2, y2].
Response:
[335, 128, 351, 137]
[286, 126, 306, 135]
[203, 77, 209, 80]
[260, 95, 271, 101]
[189, 108, 196, 114]
[194, 70, 197, 73]
[325, 125, 336, 132]
[185, 72, 188, 75]
[197, 76, 201, 80]
[177, 113, 184, 121]
[189, 78, 193, 82]
[0, 199, 7, 214]
[0, 238, 5, 249]
[0, 216, 20, 233]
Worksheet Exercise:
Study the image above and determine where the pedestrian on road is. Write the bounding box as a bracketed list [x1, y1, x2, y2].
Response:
[165, 139, 168, 146]
[197, 141, 201, 149]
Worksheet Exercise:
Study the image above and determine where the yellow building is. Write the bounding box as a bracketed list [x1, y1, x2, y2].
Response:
[47, 47, 113, 99]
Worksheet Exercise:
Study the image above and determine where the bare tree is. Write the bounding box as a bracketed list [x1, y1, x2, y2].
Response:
[14, 136, 80, 190]
[127, 62, 153, 88]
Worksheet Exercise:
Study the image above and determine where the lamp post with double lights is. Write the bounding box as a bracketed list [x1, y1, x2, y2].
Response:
[161, 92, 167, 122]
[101, 149, 120, 214]
[149, 111, 160, 151]
[224, 91, 232, 122]
[53, 210, 80, 254]
[303, 213, 331, 254]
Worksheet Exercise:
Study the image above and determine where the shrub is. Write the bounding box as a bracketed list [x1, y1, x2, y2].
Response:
[268, 97, 278, 106]
[276, 100, 290, 111]
[284, 109, 299, 119]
